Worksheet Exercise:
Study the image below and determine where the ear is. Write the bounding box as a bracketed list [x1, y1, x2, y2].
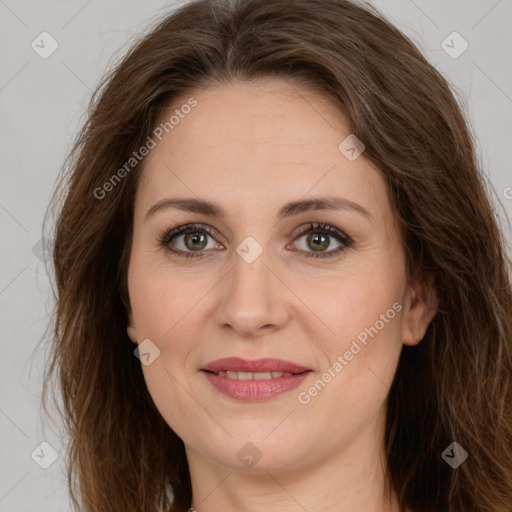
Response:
[127, 311, 138, 345]
[402, 274, 439, 346]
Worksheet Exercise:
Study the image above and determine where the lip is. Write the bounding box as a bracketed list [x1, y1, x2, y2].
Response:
[202, 357, 310, 374]
[201, 357, 312, 402]
[202, 372, 311, 401]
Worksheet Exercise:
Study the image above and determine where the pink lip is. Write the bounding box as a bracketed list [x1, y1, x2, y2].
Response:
[201, 357, 312, 402]
[202, 372, 311, 401]
[202, 357, 310, 373]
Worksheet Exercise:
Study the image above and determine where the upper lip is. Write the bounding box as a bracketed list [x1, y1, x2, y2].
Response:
[202, 357, 311, 374]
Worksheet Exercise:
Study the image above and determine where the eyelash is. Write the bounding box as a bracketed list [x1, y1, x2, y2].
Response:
[158, 222, 353, 259]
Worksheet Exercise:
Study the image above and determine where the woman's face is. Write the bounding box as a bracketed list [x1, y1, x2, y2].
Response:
[127, 78, 437, 473]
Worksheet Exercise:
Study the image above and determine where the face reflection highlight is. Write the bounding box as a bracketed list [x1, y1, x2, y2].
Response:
[126, 78, 437, 508]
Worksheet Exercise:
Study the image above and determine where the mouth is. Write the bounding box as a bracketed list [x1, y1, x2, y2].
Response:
[201, 357, 312, 401]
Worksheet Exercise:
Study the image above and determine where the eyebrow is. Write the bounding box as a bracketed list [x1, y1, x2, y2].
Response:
[145, 196, 373, 222]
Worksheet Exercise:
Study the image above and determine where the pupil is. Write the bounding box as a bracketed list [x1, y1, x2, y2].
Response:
[186, 232, 206, 250]
[308, 233, 328, 251]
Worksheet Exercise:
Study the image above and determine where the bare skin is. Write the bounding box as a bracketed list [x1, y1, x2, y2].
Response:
[126, 77, 437, 512]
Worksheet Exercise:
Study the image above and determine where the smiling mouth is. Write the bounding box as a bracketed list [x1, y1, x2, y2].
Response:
[201, 357, 312, 400]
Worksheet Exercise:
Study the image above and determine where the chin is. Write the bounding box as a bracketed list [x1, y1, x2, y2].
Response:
[190, 430, 314, 473]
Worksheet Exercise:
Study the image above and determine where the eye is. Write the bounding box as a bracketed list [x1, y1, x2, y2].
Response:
[158, 221, 353, 259]
[159, 223, 221, 259]
[291, 222, 353, 259]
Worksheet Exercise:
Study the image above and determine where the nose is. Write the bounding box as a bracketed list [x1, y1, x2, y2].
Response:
[213, 246, 290, 338]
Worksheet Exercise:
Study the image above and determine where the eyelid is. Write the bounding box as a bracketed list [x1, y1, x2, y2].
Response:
[291, 221, 351, 241]
[159, 222, 221, 245]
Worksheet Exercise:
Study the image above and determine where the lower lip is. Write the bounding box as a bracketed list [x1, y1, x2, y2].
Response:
[202, 371, 311, 401]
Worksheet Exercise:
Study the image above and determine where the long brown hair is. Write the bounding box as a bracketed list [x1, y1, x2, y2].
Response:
[40, 0, 512, 510]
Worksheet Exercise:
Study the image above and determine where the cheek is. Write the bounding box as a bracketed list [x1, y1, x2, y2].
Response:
[129, 259, 203, 337]
[140, 362, 200, 444]
[299, 266, 402, 349]
[297, 269, 405, 407]
[132, 274, 202, 432]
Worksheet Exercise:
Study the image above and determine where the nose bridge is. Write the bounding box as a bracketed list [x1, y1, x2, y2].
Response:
[215, 240, 288, 334]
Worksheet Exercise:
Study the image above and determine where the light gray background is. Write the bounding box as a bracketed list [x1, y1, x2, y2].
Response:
[1, 1, 511, 510]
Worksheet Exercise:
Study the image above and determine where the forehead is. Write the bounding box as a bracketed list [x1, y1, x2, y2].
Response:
[149, 78, 349, 159]
[136, 78, 387, 218]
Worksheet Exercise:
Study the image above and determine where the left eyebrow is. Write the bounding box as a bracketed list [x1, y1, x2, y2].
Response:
[144, 196, 373, 222]
[277, 196, 373, 221]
